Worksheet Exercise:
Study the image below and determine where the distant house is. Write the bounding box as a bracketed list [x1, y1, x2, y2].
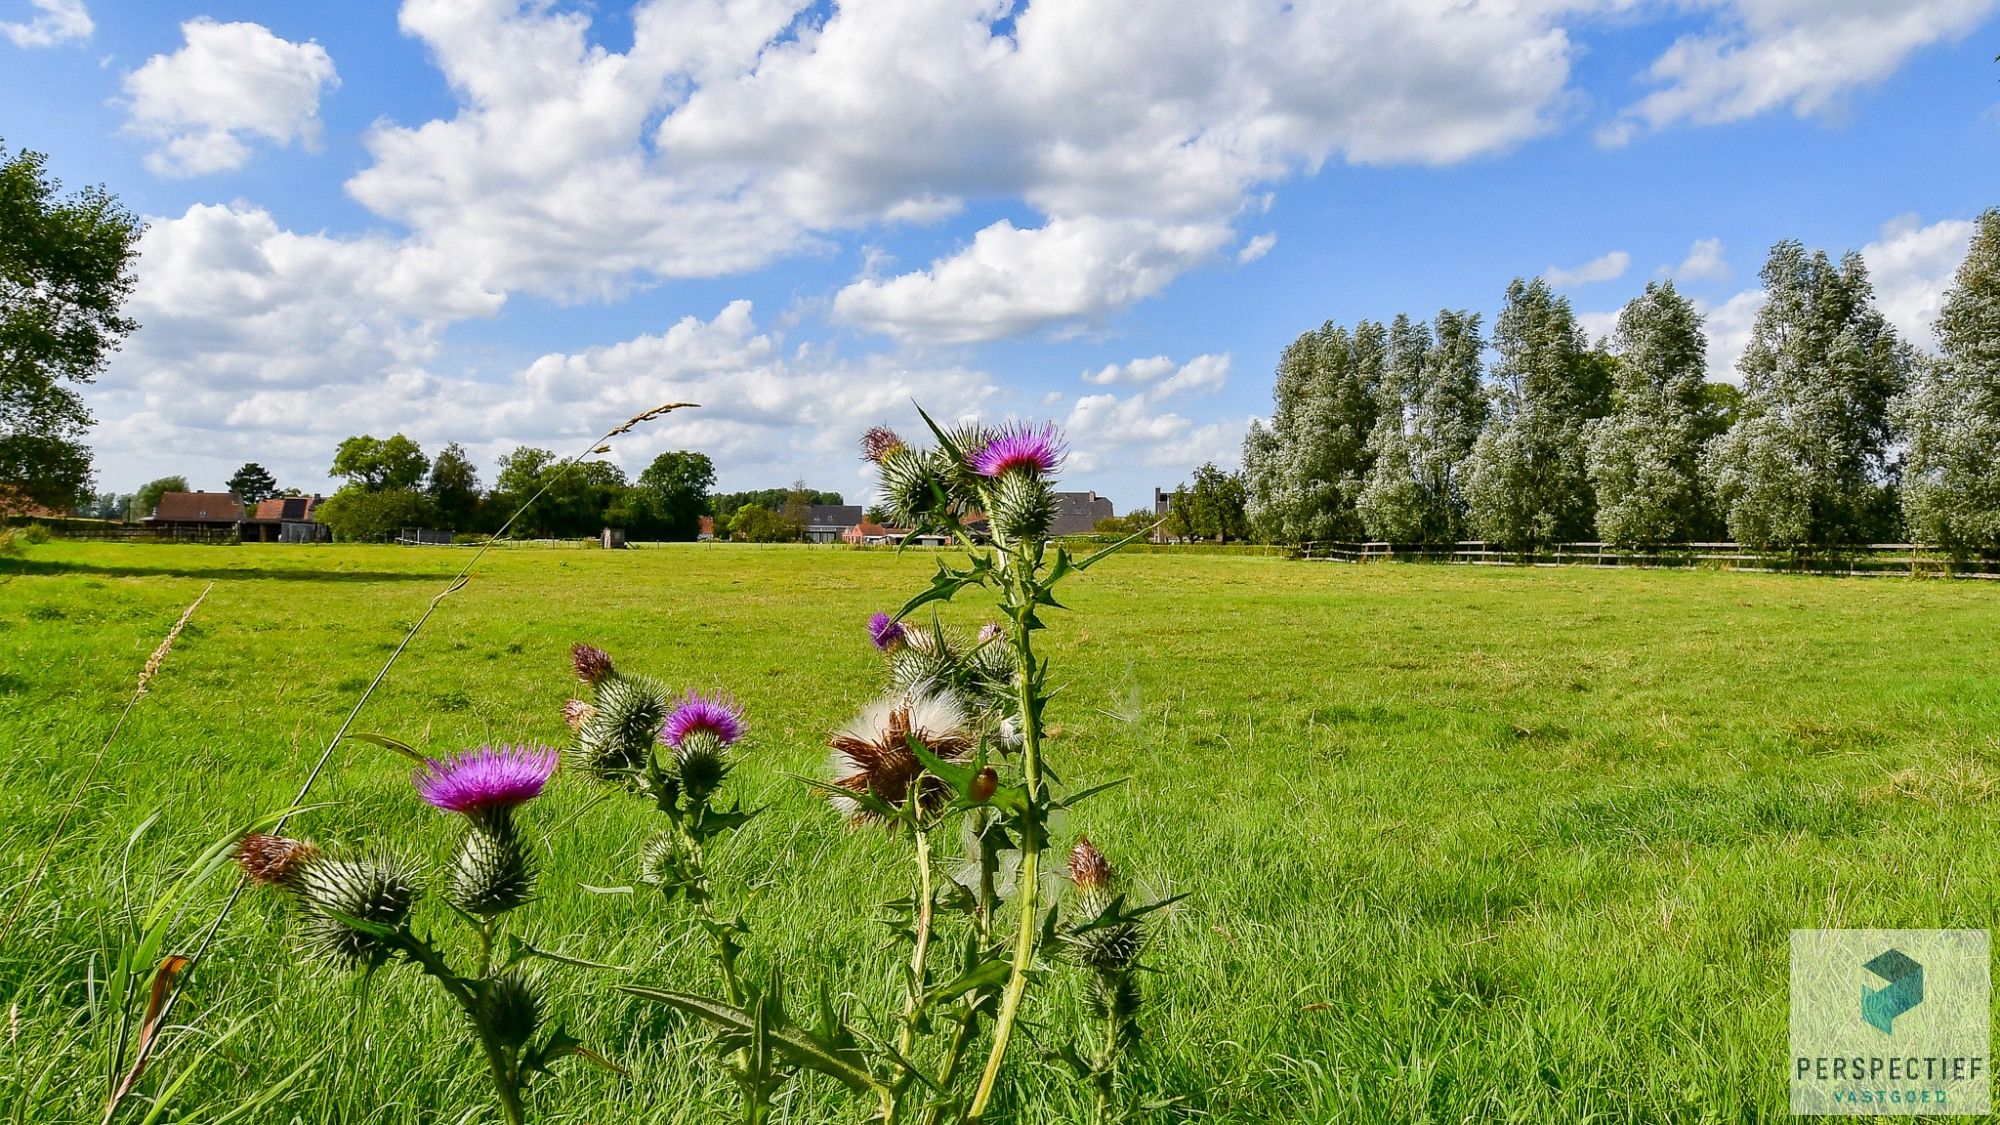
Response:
[146, 491, 245, 537]
[843, 519, 892, 545]
[1052, 491, 1115, 536]
[243, 495, 329, 543]
[805, 504, 864, 543]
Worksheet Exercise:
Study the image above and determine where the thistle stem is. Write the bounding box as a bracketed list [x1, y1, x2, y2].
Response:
[886, 828, 937, 1125]
[966, 553, 1047, 1122]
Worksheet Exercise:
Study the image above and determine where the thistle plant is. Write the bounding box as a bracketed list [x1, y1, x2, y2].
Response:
[862, 410, 1174, 1121]
[563, 645, 791, 1118]
[611, 410, 1174, 1123]
[1055, 838, 1157, 1125]
[237, 744, 615, 1125]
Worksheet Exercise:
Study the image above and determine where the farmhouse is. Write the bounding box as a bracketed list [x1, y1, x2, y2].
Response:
[805, 504, 864, 543]
[243, 495, 330, 543]
[144, 491, 244, 535]
[1051, 491, 1114, 535]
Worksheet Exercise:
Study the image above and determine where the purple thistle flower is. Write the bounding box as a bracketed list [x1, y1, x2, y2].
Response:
[868, 611, 907, 652]
[662, 691, 747, 750]
[970, 421, 1066, 478]
[414, 745, 558, 814]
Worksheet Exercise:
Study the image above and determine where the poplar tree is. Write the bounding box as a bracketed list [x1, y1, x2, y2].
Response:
[1897, 209, 2000, 553]
[1704, 242, 1911, 549]
[1462, 278, 1611, 548]
[1242, 320, 1381, 542]
[1357, 311, 1486, 542]
[1585, 281, 1713, 546]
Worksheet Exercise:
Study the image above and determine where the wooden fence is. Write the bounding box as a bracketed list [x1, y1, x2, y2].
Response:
[1293, 541, 2000, 579]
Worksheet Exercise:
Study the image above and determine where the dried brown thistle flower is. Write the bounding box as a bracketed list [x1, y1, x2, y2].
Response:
[570, 643, 615, 686]
[562, 698, 595, 731]
[237, 833, 322, 890]
[860, 425, 906, 463]
[827, 691, 975, 822]
[1068, 836, 1112, 893]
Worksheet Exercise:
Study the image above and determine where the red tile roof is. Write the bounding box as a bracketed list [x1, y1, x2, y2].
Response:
[150, 491, 244, 523]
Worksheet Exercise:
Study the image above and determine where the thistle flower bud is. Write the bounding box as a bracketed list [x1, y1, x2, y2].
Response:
[570, 643, 616, 687]
[638, 831, 697, 892]
[562, 698, 595, 731]
[860, 425, 906, 463]
[236, 834, 321, 891]
[449, 810, 534, 917]
[878, 445, 950, 523]
[298, 857, 419, 969]
[575, 674, 669, 783]
[1087, 972, 1143, 1049]
[977, 622, 1004, 645]
[987, 470, 1056, 542]
[672, 734, 728, 805]
[476, 970, 543, 1049]
[1073, 922, 1145, 973]
[970, 767, 998, 805]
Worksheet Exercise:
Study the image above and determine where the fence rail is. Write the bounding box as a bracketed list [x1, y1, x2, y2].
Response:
[1293, 540, 2000, 579]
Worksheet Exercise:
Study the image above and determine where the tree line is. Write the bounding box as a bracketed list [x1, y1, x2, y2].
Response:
[1243, 213, 2000, 554]
[108, 441, 848, 543]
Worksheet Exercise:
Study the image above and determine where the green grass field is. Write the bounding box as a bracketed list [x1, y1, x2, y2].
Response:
[3, 540, 1999, 1123]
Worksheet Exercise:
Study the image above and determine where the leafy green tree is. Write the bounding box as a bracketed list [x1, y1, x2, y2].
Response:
[726, 501, 800, 542]
[316, 486, 438, 542]
[488, 446, 556, 535]
[226, 462, 279, 504]
[1167, 463, 1249, 542]
[1, 141, 143, 509]
[1704, 241, 1911, 549]
[637, 450, 716, 542]
[426, 442, 482, 529]
[1584, 281, 1714, 547]
[331, 434, 430, 492]
[1897, 209, 2000, 554]
[714, 487, 843, 514]
[128, 475, 189, 522]
[1463, 278, 1612, 549]
[1092, 509, 1156, 535]
[1357, 311, 1487, 542]
[1243, 320, 1381, 543]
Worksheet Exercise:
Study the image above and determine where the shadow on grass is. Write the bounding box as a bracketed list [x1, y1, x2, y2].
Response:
[0, 557, 438, 584]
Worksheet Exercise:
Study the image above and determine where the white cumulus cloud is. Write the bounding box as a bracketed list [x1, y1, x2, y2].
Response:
[1670, 237, 1731, 281]
[1544, 250, 1631, 287]
[1603, 0, 2000, 145]
[1862, 214, 1977, 349]
[2, 0, 89, 47]
[122, 19, 339, 177]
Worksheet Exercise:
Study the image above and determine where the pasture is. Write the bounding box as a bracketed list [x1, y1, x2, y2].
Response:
[3, 540, 1998, 1123]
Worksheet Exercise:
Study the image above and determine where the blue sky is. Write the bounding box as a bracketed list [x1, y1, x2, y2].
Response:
[4, 0, 1997, 511]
